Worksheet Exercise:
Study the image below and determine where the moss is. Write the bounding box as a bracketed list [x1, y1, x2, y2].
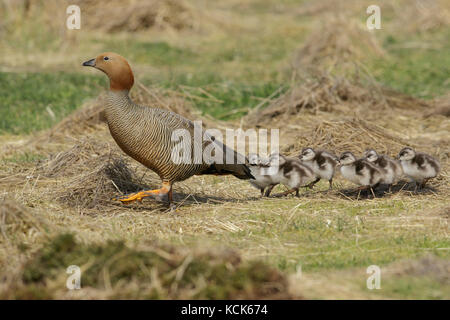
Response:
[19, 234, 289, 299]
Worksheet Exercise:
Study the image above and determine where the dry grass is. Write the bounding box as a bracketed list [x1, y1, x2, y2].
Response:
[0, 199, 52, 246]
[36, 139, 158, 210]
[2, 0, 199, 32]
[389, 0, 450, 34]
[281, 119, 422, 156]
[245, 68, 430, 128]
[292, 16, 385, 68]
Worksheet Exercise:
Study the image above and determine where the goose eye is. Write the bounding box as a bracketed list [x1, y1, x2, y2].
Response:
[103, 56, 109, 61]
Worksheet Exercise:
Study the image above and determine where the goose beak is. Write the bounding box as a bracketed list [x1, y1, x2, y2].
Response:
[82, 58, 96, 67]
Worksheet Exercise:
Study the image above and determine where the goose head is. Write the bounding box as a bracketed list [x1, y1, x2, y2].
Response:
[83, 52, 134, 92]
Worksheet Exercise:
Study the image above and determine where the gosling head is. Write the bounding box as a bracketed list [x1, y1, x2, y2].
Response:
[269, 152, 286, 167]
[248, 153, 260, 166]
[364, 149, 379, 163]
[299, 147, 315, 161]
[82, 52, 134, 91]
[339, 152, 356, 165]
[398, 147, 415, 161]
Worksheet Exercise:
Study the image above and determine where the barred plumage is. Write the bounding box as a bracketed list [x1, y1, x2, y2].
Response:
[83, 52, 252, 205]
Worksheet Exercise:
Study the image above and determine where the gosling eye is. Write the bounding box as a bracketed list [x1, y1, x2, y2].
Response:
[103, 56, 109, 61]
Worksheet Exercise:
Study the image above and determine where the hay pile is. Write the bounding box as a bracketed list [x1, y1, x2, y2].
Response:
[2, 0, 197, 33]
[78, 0, 197, 32]
[245, 70, 430, 127]
[47, 95, 107, 139]
[282, 119, 421, 157]
[294, 0, 450, 35]
[293, 17, 385, 68]
[37, 139, 159, 209]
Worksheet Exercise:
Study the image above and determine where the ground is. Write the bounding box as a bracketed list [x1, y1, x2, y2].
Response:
[0, 0, 449, 299]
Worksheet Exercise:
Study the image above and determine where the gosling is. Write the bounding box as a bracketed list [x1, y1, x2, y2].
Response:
[269, 153, 316, 197]
[339, 152, 383, 198]
[248, 153, 279, 197]
[364, 149, 403, 192]
[398, 147, 440, 190]
[298, 147, 339, 189]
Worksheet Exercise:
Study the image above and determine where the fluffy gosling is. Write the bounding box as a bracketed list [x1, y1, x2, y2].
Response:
[339, 151, 383, 198]
[298, 147, 339, 189]
[398, 147, 440, 190]
[248, 153, 279, 197]
[364, 149, 403, 192]
[269, 153, 316, 197]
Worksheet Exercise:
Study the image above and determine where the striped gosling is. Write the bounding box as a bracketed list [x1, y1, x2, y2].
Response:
[398, 147, 440, 190]
[339, 152, 383, 197]
[248, 154, 279, 197]
[364, 149, 403, 192]
[269, 153, 316, 197]
[298, 147, 339, 189]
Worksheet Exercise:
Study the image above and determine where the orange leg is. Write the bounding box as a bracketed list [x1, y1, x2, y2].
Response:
[115, 181, 172, 204]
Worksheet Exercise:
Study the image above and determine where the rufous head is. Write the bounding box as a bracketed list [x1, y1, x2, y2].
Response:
[82, 52, 134, 91]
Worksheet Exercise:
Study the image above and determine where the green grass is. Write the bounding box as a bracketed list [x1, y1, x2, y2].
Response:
[371, 32, 450, 98]
[169, 81, 286, 120]
[0, 72, 105, 134]
[0, 151, 45, 164]
[100, 39, 197, 66]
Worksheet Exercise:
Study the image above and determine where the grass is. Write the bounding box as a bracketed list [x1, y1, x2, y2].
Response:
[372, 33, 450, 98]
[100, 39, 198, 67]
[171, 82, 287, 120]
[0, 72, 105, 134]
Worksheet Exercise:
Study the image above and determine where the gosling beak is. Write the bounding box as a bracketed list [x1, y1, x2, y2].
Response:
[82, 58, 96, 67]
